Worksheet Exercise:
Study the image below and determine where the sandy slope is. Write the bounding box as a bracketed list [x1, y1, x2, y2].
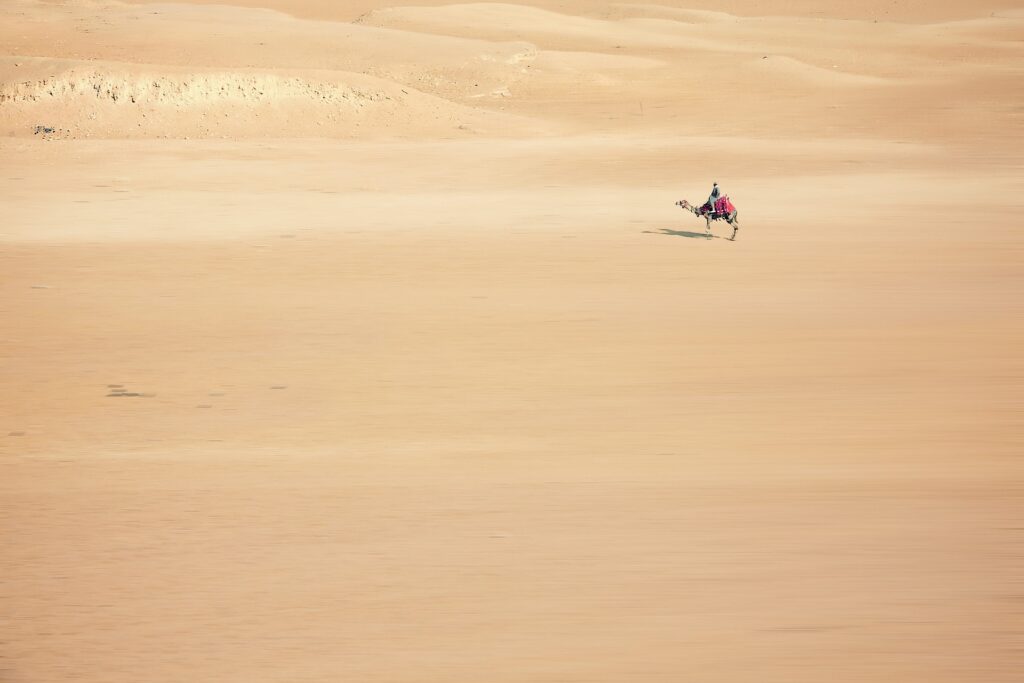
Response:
[2, 2, 1022, 682]
[3, 1, 1021, 141]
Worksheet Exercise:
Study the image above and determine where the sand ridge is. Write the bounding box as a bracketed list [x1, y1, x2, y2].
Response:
[3, 0, 1021, 140]
[0, 55, 543, 139]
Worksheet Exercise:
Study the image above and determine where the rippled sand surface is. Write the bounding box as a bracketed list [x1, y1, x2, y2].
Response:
[2, 2, 1021, 681]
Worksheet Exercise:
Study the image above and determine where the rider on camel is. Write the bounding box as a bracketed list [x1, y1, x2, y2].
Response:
[675, 183, 739, 240]
[705, 182, 721, 215]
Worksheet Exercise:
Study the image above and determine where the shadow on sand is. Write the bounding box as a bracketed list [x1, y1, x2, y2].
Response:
[644, 228, 723, 240]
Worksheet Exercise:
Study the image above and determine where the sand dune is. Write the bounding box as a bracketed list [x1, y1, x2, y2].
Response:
[356, 3, 696, 47]
[3, 0, 1021, 139]
[0, 56, 542, 139]
[751, 55, 890, 87]
[0, 1, 553, 137]
[2, 2, 1022, 682]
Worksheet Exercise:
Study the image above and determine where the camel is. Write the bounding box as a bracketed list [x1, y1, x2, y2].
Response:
[676, 198, 740, 241]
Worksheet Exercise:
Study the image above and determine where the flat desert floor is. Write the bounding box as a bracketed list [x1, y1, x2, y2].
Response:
[1, 1, 1022, 681]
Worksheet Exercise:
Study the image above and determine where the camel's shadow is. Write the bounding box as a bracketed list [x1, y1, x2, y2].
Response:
[644, 228, 723, 240]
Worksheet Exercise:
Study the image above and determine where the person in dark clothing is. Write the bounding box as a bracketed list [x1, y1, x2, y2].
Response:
[706, 182, 721, 213]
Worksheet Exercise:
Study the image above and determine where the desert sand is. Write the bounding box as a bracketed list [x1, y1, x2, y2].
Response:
[1, 1, 1022, 681]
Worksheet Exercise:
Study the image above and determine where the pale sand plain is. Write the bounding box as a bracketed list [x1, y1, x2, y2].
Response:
[1, 1, 1022, 681]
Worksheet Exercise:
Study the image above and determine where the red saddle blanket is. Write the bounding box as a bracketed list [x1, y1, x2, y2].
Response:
[701, 196, 736, 215]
